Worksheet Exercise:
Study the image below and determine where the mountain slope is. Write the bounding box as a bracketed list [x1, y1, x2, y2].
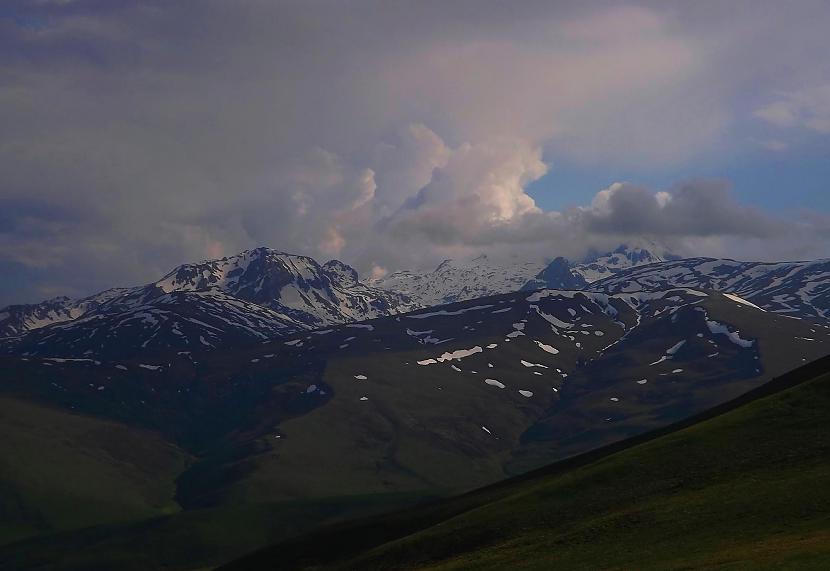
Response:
[6, 291, 305, 359]
[0, 286, 828, 570]
[0, 288, 134, 338]
[3, 287, 826, 502]
[592, 256, 830, 321]
[0, 396, 189, 546]
[221, 355, 830, 571]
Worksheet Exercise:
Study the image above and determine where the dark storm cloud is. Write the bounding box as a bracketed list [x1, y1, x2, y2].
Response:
[581, 181, 784, 238]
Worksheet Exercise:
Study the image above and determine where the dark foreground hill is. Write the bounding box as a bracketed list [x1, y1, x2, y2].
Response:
[222, 354, 830, 571]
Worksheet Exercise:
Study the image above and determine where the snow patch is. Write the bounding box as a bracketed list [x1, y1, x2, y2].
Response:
[723, 293, 764, 310]
[704, 316, 754, 348]
[417, 346, 485, 365]
[438, 346, 483, 361]
[534, 340, 559, 354]
[407, 305, 494, 319]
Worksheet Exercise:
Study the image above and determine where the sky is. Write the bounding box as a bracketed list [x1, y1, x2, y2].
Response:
[1, 0, 830, 306]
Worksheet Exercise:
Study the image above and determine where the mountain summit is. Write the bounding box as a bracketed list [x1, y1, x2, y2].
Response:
[0, 248, 416, 358]
[151, 247, 413, 325]
[524, 244, 672, 290]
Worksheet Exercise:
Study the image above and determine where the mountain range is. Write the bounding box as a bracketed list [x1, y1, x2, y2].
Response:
[0, 244, 662, 358]
[3, 244, 829, 359]
[0, 248, 416, 359]
[0, 244, 829, 569]
[368, 243, 673, 305]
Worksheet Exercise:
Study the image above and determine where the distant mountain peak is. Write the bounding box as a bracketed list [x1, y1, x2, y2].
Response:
[571, 243, 674, 283]
[370, 255, 546, 306]
[522, 257, 588, 291]
[1, 246, 417, 356]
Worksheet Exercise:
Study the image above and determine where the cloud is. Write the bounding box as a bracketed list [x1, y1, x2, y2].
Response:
[580, 181, 784, 238]
[339, 136, 825, 272]
[370, 124, 451, 216]
[388, 138, 545, 239]
[755, 83, 830, 134]
[0, 1, 829, 304]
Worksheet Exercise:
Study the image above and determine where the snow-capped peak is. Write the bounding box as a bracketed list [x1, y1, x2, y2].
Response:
[575, 243, 672, 283]
[369, 255, 546, 307]
[154, 247, 311, 294]
[1, 247, 417, 346]
[149, 247, 417, 327]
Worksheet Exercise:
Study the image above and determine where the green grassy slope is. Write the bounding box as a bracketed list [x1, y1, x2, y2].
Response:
[0, 396, 190, 545]
[0, 398, 429, 571]
[222, 355, 830, 571]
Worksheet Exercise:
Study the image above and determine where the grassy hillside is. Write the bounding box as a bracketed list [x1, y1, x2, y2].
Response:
[0, 395, 428, 571]
[0, 396, 190, 545]
[222, 355, 830, 570]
